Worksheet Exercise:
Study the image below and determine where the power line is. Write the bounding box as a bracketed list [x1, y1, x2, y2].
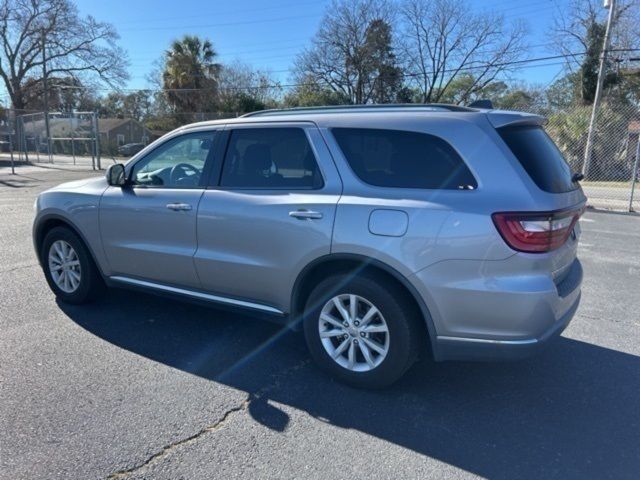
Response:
[114, 0, 328, 27]
[128, 52, 302, 68]
[114, 0, 550, 34]
[502, 3, 556, 19]
[7, 47, 640, 102]
[496, 0, 553, 12]
[128, 41, 556, 66]
[115, 1, 562, 78]
[129, 45, 302, 61]
[125, 40, 572, 75]
[119, 13, 322, 32]
[125, 42, 604, 81]
[130, 37, 316, 55]
[51, 50, 603, 95]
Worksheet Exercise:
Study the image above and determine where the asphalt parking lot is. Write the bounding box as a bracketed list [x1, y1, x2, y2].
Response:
[1, 166, 639, 480]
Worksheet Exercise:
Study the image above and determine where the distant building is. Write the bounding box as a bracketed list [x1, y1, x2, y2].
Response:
[98, 118, 152, 152]
[149, 129, 169, 142]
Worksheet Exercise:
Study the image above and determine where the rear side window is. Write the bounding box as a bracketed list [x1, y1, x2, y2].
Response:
[331, 128, 477, 190]
[498, 125, 577, 193]
[220, 128, 323, 189]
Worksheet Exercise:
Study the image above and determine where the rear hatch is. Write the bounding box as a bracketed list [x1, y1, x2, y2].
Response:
[488, 111, 586, 289]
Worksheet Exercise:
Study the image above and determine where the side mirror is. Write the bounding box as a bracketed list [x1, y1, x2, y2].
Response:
[106, 163, 126, 186]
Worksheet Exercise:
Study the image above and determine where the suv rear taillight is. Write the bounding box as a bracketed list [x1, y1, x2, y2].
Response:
[492, 207, 584, 253]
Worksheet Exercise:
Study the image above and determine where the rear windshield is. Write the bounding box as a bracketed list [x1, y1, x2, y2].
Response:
[498, 125, 577, 193]
[332, 128, 477, 190]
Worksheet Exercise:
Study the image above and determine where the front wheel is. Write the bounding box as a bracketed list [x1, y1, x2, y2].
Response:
[303, 274, 421, 389]
[41, 226, 105, 304]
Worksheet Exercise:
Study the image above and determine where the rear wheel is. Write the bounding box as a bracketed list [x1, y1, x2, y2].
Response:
[41, 226, 105, 304]
[303, 274, 421, 389]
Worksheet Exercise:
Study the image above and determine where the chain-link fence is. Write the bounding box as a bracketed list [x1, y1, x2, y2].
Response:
[18, 111, 101, 169]
[0, 108, 41, 174]
[2, 104, 639, 211]
[0, 109, 102, 170]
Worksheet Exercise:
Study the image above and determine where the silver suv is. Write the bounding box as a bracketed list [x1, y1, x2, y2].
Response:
[33, 105, 586, 388]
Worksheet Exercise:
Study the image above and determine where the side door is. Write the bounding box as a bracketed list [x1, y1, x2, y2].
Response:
[100, 129, 219, 289]
[195, 123, 342, 313]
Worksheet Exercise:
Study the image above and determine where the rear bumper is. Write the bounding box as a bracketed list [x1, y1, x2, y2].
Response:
[433, 291, 580, 361]
[411, 256, 583, 361]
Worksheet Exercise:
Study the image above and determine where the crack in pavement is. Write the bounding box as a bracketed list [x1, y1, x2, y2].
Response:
[107, 400, 249, 480]
[0, 263, 39, 274]
[106, 359, 311, 479]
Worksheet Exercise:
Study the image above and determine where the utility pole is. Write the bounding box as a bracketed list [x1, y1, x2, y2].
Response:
[582, 0, 617, 177]
[42, 29, 52, 163]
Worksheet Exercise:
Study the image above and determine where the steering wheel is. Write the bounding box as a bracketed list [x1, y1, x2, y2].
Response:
[170, 163, 199, 185]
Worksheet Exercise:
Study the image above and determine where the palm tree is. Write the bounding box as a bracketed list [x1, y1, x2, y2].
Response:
[162, 35, 221, 115]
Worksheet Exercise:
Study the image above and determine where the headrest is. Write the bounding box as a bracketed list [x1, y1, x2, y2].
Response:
[243, 144, 271, 172]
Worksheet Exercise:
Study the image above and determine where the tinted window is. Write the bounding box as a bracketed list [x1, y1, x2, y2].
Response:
[220, 128, 323, 189]
[331, 128, 477, 190]
[498, 125, 577, 193]
[131, 132, 214, 188]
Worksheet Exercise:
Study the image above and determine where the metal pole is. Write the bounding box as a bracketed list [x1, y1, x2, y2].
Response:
[582, 0, 616, 177]
[90, 136, 95, 170]
[629, 136, 640, 212]
[20, 117, 29, 163]
[16, 117, 21, 164]
[35, 134, 40, 162]
[70, 115, 76, 165]
[8, 115, 15, 174]
[94, 113, 101, 169]
[8, 133, 15, 174]
[92, 141, 96, 170]
[90, 115, 96, 170]
[71, 133, 76, 164]
[42, 31, 53, 164]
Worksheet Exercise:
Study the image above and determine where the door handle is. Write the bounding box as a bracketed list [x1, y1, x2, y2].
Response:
[289, 209, 323, 220]
[166, 202, 192, 211]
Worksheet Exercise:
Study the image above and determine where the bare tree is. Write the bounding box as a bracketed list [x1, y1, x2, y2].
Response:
[0, 0, 128, 110]
[293, 0, 401, 104]
[552, 0, 639, 72]
[400, 0, 527, 104]
[551, 0, 640, 104]
[552, 0, 640, 103]
[217, 60, 282, 112]
[20, 74, 99, 110]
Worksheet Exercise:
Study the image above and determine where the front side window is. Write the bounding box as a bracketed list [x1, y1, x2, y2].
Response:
[130, 131, 214, 188]
[332, 128, 477, 190]
[220, 128, 323, 189]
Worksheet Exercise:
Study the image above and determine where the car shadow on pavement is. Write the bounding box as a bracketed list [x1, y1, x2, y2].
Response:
[0, 174, 43, 188]
[60, 288, 640, 480]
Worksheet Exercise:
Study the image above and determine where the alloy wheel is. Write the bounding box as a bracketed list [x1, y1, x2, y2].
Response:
[318, 294, 390, 372]
[48, 240, 82, 293]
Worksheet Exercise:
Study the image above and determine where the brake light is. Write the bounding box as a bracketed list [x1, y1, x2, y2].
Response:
[492, 207, 584, 253]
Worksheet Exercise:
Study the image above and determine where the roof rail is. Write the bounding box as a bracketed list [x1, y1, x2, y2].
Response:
[241, 103, 476, 118]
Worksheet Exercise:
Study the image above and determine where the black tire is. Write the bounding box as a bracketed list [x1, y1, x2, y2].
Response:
[303, 273, 422, 389]
[41, 226, 105, 304]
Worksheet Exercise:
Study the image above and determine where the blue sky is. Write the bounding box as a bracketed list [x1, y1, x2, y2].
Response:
[75, 0, 569, 93]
